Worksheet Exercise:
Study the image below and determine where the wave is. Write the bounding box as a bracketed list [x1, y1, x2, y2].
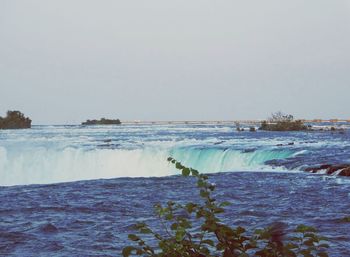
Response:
[0, 146, 296, 186]
[170, 147, 294, 173]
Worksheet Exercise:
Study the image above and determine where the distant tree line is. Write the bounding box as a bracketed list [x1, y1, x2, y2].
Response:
[82, 118, 121, 125]
[0, 111, 31, 129]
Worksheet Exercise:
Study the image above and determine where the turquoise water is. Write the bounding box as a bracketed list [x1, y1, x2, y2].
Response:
[0, 123, 349, 186]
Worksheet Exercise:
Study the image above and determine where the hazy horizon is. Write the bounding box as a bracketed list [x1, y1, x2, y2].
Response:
[1, 0, 350, 124]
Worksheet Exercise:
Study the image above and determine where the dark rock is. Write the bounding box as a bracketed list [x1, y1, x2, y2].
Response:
[319, 164, 332, 170]
[41, 223, 58, 233]
[243, 148, 256, 153]
[305, 164, 350, 176]
[276, 142, 294, 147]
[339, 168, 350, 176]
[327, 164, 349, 174]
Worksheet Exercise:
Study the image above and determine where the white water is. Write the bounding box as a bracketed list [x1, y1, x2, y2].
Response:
[0, 145, 295, 186]
[1, 124, 347, 186]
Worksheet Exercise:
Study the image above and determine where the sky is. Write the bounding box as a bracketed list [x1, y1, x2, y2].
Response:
[0, 0, 350, 124]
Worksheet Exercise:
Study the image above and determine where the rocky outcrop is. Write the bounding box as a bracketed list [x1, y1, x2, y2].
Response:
[260, 120, 309, 131]
[305, 164, 350, 177]
[259, 112, 309, 131]
[339, 167, 350, 176]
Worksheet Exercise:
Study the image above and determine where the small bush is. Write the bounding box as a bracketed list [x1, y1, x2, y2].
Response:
[260, 112, 308, 131]
[0, 110, 31, 129]
[123, 158, 329, 257]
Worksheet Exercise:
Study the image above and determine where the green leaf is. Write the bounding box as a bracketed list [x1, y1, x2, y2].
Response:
[165, 213, 173, 220]
[134, 222, 147, 229]
[185, 203, 196, 213]
[305, 233, 318, 239]
[296, 224, 316, 233]
[319, 243, 329, 248]
[216, 242, 225, 250]
[236, 226, 246, 234]
[175, 162, 184, 170]
[214, 207, 225, 214]
[190, 168, 199, 176]
[200, 190, 209, 198]
[300, 249, 313, 257]
[158, 240, 166, 249]
[285, 242, 298, 249]
[201, 174, 209, 180]
[140, 228, 152, 234]
[175, 228, 185, 241]
[318, 253, 329, 257]
[122, 246, 136, 257]
[219, 201, 231, 207]
[128, 234, 139, 241]
[197, 180, 206, 188]
[170, 223, 178, 230]
[202, 239, 214, 246]
[182, 167, 191, 176]
[254, 229, 263, 235]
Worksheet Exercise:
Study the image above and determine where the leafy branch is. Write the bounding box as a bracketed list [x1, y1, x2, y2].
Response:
[123, 158, 329, 257]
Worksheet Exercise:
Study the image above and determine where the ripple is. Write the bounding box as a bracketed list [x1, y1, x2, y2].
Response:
[0, 172, 350, 256]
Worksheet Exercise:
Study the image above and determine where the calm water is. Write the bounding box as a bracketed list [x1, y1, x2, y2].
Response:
[0, 124, 350, 256]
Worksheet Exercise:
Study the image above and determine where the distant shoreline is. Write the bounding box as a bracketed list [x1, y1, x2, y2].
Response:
[120, 120, 350, 125]
[27, 120, 350, 126]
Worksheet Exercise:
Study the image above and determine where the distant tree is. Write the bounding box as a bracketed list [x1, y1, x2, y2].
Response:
[260, 112, 308, 131]
[82, 118, 121, 125]
[268, 111, 294, 123]
[0, 110, 31, 129]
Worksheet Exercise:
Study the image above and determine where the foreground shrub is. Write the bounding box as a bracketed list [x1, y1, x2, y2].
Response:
[123, 158, 329, 257]
[0, 110, 31, 129]
[260, 112, 308, 131]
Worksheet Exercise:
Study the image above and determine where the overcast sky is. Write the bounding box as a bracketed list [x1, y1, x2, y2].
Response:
[1, 0, 350, 124]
